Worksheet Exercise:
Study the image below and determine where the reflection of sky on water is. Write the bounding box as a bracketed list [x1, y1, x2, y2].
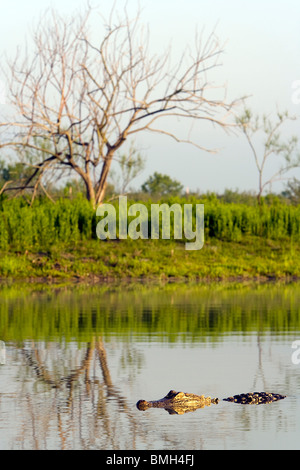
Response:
[0, 332, 299, 450]
[0, 283, 300, 449]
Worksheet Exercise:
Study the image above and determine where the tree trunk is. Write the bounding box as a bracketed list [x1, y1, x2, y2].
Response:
[95, 153, 114, 206]
[257, 171, 263, 205]
[84, 177, 96, 209]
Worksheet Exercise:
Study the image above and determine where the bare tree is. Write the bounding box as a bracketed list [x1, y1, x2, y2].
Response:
[1, 4, 238, 208]
[108, 142, 146, 197]
[236, 108, 300, 204]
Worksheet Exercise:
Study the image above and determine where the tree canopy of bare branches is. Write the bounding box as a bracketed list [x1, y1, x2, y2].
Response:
[236, 108, 300, 203]
[1, 4, 238, 207]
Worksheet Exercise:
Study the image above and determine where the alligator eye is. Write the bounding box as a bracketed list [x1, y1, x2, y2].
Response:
[166, 390, 177, 398]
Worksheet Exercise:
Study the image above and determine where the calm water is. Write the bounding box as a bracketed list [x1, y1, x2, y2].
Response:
[0, 281, 300, 450]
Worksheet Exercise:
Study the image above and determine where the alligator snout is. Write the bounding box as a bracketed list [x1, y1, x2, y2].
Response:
[136, 400, 151, 410]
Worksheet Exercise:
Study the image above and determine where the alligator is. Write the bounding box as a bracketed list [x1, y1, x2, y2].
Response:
[136, 390, 286, 414]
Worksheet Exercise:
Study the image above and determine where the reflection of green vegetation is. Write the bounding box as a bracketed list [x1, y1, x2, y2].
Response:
[1, 282, 300, 343]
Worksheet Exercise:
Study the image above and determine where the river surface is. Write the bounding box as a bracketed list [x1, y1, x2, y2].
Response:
[0, 281, 300, 450]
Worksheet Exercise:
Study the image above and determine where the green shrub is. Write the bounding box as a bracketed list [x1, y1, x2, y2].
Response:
[0, 196, 299, 250]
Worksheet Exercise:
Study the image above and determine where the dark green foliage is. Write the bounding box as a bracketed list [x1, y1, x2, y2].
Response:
[202, 201, 300, 241]
[0, 160, 39, 196]
[141, 172, 184, 198]
[0, 196, 300, 251]
[0, 196, 95, 250]
[283, 178, 300, 205]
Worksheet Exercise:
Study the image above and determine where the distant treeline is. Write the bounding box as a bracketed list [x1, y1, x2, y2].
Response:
[0, 196, 300, 250]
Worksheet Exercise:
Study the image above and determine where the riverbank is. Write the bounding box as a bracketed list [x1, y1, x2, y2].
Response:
[0, 235, 299, 282]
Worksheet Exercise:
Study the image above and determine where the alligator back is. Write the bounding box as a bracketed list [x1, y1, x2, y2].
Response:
[223, 392, 286, 404]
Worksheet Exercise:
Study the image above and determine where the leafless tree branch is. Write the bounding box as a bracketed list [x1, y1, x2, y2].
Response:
[1, 3, 239, 207]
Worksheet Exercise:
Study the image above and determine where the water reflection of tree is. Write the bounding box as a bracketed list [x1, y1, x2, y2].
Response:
[252, 332, 267, 391]
[231, 326, 291, 437]
[18, 338, 142, 450]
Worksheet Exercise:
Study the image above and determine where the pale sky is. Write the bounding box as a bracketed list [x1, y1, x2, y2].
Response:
[0, 0, 300, 194]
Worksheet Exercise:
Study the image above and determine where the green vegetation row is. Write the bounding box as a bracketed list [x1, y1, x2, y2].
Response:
[0, 196, 300, 251]
[1, 282, 300, 342]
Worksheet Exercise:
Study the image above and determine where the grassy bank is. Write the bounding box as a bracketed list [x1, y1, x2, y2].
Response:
[0, 236, 299, 282]
[0, 196, 299, 281]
